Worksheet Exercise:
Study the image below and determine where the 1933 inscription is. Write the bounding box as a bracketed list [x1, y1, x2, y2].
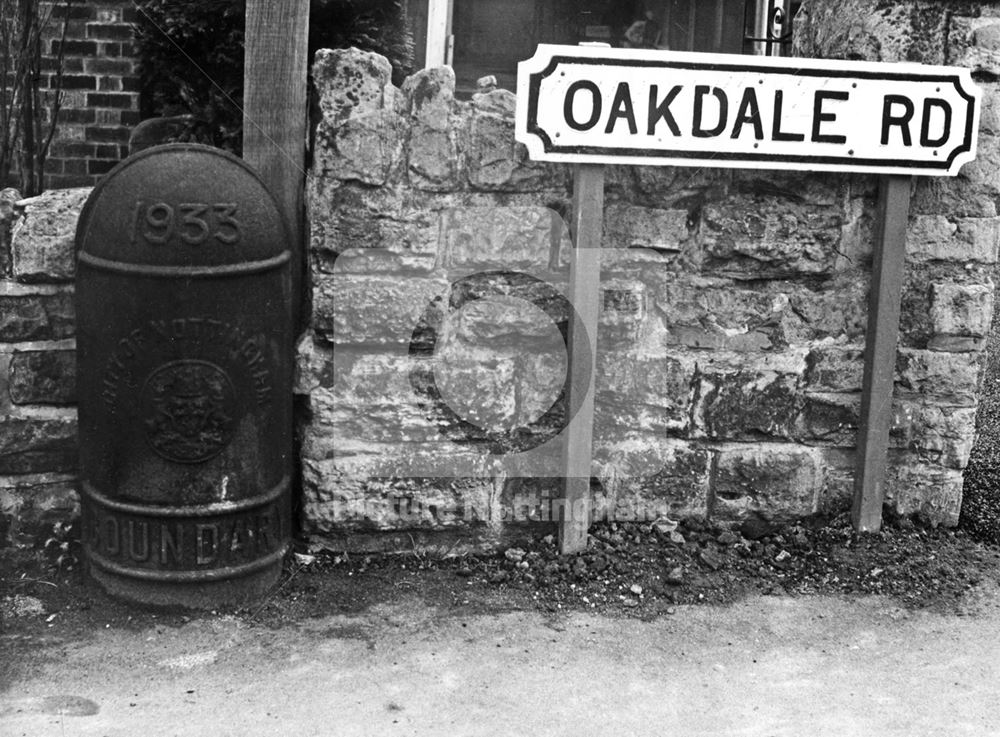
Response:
[131, 200, 241, 246]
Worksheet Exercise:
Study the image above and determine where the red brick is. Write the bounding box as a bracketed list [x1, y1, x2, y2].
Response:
[51, 39, 98, 56]
[62, 158, 89, 175]
[50, 3, 95, 20]
[45, 173, 95, 188]
[50, 140, 96, 156]
[87, 159, 117, 175]
[86, 23, 134, 41]
[84, 126, 129, 143]
[83, 58, 133, 75]
[97, 76, 121, 91]
[86, 92, 133, 109]
[56, 108, 96, 125]
[58, 74, 97, 90]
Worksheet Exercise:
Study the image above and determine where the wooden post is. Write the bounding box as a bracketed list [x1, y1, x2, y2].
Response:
[852, 175, 912, 532]
[560, 164, 604, 554]
[425, 0, 453, 67]
[243, 0, 309, 323]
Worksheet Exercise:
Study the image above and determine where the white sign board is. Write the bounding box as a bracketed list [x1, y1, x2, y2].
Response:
[516, 45, 981, 176]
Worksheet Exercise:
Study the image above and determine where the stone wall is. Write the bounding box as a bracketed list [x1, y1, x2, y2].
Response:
[300, 1, 1000, 550]
[0, 187, 85, 546]
[3, 0, 1000, 552]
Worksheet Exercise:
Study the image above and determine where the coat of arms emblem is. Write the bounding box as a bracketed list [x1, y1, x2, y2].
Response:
[141, 360, 237, 463]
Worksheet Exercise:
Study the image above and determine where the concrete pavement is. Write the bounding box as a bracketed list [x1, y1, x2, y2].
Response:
[2, 590, 1000, 736]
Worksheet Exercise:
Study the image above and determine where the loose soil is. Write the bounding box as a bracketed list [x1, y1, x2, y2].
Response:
[3, 511, 1000, 646]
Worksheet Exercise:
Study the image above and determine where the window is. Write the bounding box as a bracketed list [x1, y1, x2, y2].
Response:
[411, 1, 799, 96]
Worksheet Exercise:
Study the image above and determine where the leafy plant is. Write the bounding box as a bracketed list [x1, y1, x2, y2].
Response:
[134, 0, 415, 154]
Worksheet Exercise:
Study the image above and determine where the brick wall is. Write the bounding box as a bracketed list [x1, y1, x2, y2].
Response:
[41, 0, 139, 188]
[299, 1, 1000, 551]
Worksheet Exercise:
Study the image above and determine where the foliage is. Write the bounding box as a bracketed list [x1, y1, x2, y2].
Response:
[134, 0, 415, 154]
[133, 0, 245, 152]
[0, 0, 69, 195]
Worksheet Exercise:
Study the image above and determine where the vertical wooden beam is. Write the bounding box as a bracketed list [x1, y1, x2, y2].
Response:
[560, 164, 604, 554]
[243, 0, 309, 322]
[425, 0, 453, 67]
[852, 175, 912, 532]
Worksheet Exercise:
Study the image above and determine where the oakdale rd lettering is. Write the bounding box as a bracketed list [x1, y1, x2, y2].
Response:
[562, 82, 951, 149]
[516, 46, 981, 176]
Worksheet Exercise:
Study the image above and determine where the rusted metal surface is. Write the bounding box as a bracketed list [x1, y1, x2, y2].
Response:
[75, 143, 293, 608]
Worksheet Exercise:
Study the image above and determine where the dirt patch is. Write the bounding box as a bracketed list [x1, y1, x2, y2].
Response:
[3, 512, 999, 643]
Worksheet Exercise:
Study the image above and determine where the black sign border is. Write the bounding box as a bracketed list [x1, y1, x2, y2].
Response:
[525, 55, 977, 172]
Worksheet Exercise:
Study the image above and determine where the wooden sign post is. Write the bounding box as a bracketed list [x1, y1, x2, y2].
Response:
[243, 0, 309, 326]
[516, 45, 981, 551]
[561, 164, 605, 553]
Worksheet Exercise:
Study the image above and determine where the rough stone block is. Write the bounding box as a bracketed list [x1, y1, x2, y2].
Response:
[310, 47, 402, 185]
[895, 349, 980, 406]
[793, 0, 946, 64]
[0, 474, 78, 548]
[701, 194, 841, 278]
[797, 393, 859, 445]
[312, 110, 401, 185]
[885, 459, 962, 526]
[403, 67, 459, 190]
[312, 274, 448, 346]
[595, 352, 693, 435]
[307, 182, 440, 273]
[305, 377, 442, 446]
[976, 82, 1000, 138]
[9, 188, 89, 283]
[804, 345, 865, 393]
[402, 66, 454, 130]
[907, 216, 999, 263]
[694, 368, 802, 440]
[655, 281, 791, 351]
[712, 444, 821, 520]
[407, 127, 459, 190]
[9, 350, 77, 405]
[594, 438, 711, 519]
[294, 331, 334, 394]
[0, 286, 75, 342]
[443, 206, 564, 268]
[816, 449, 855, 515]
[928, 281, 993, 351]
[604, 204, 689, 251]
[301, 457, 494, 532]
[890, 402, 976, 470]
[466, 94, 566, 191]
[0, 415, 78, 474]
[449, 293, 565, 344]
[599, 280, 645, 344]
[312, 47, 393, 123]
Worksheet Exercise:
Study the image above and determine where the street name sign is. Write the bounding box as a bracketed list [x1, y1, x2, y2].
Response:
[516, 45, 981, 176]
